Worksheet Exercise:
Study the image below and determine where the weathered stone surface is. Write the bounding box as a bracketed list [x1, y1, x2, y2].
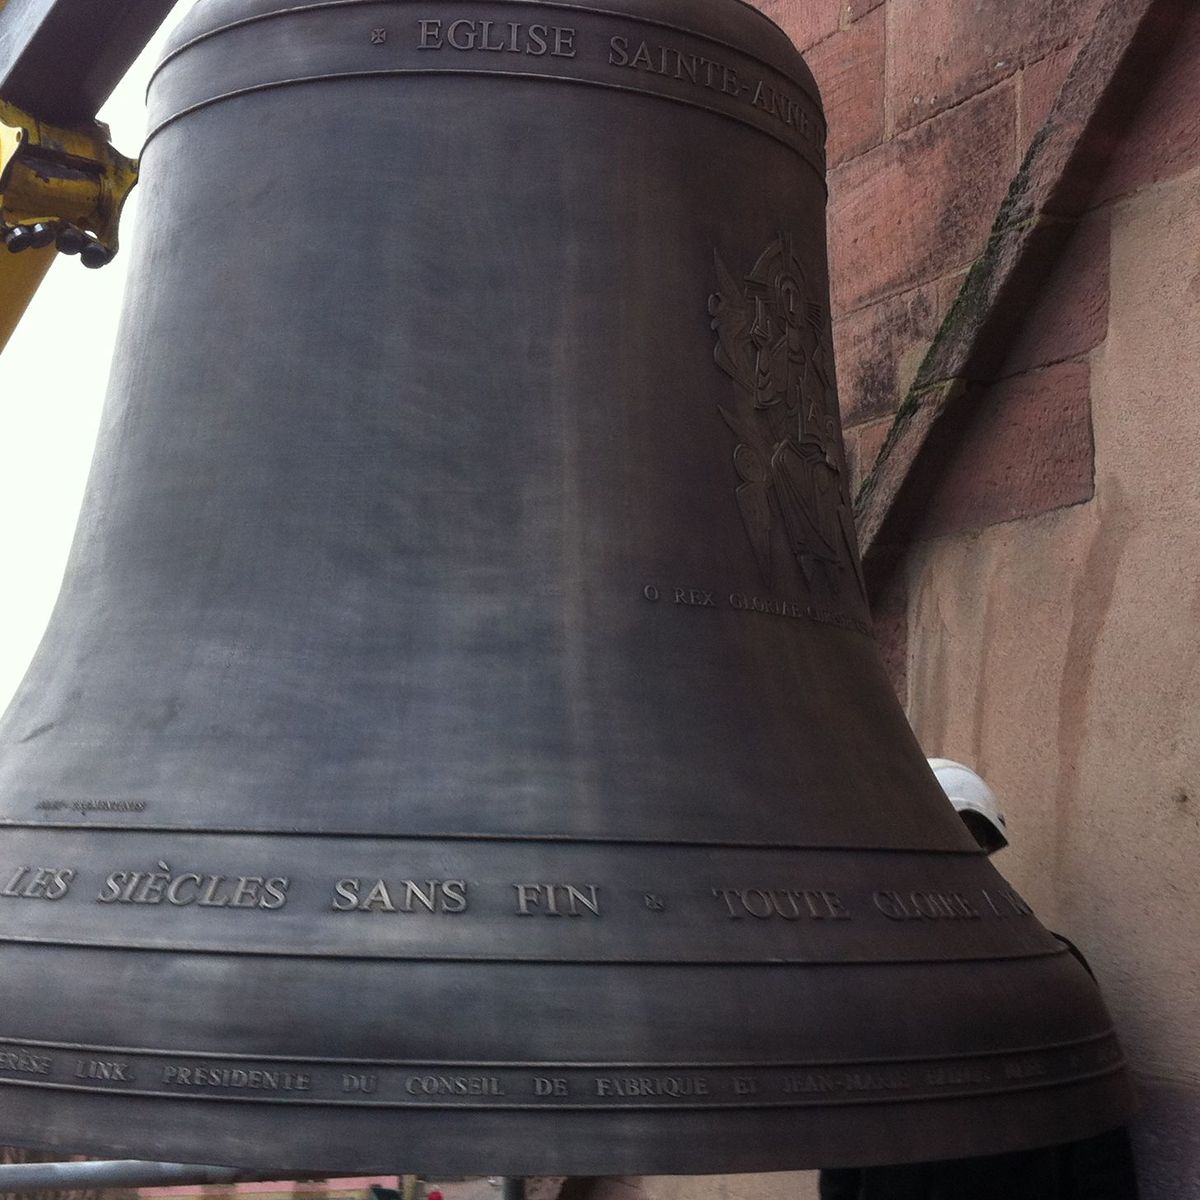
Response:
[828, 82, 1017, 314]
[805, 5, 885, 165]
[834, 285, 940, 426]
[845, 415, 894, 494]
[1019, 47, 1079, 148]
[1003, 207, 1110, 376]
[906, 179, 1200, 1134]
[888, 0, 1102, 133]
[847, 0, 885, 20]
[914, 362, 1094, 540]
[855, 0, 1186, 567]
[754, 0, 842, 50]
[1094, 3, 1200, 202]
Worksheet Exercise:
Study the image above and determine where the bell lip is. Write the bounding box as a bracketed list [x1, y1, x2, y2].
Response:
[151, 0, 824, 112]
[0, 1068, 1136, 1176]
[0, 944, 1135, 1175]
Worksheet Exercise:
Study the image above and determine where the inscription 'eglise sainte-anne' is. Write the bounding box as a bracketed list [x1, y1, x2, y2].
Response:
[411, 19, 816, 145]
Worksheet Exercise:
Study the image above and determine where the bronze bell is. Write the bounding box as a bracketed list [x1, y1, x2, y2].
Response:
[0, 0, 1133, 1176]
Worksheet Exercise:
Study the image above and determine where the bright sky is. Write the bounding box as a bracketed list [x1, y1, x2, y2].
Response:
[0, 1, 194, 708]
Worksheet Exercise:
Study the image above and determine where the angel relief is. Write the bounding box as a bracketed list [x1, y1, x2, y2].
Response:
[709, 235, 868, 615]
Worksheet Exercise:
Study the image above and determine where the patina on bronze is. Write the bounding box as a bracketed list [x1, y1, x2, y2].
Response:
[0, 0, 1133, 1176]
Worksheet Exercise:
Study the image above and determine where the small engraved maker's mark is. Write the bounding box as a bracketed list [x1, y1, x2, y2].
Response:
[643, 894, 666, 912]
[370, 27, 388, 44]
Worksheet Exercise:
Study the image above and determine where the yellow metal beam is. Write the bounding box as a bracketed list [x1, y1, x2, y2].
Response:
[0, 96, 139, 349]
[0, 242, 52, 353]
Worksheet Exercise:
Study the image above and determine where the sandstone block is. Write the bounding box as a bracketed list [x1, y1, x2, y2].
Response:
[845, 415, 894, 495]
[916, 362, 1094, 540]
[888, 0, 1102, 134]
[1003, 208, 1110, 377]
[1094, 4, 1200, 203]
[828, 83, 1017, 314]
[848, 0, 885, 20]
[834, 285, 940, 426]
[1019, 47, 1079, 148]
[805, 6, 885, 165]
[753, 0, 842, 51]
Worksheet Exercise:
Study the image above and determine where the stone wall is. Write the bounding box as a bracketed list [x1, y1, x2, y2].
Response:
[757, 0, 1106, 493]
[848, 2, 1200, 1196]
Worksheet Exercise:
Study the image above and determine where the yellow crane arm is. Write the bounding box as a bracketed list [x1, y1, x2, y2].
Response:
[0, 98, 139, 352]
[0, 241, 51, 352]
[0, 0, 175, 351]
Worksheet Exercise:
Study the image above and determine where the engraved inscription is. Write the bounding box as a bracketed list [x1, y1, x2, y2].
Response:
[784, 1069, 911, 1095]
[608, 37, 813, 144]
[713, 888, 851, 921]
[404, 1074, 506, 1097]
[162, 1065, 312, 1092]
[514, 883, 601, 916]
[642, 582, 873, 636]
[418, 19, 576, 58]
[34, 799, 146, 814]
[0, 1050, 51, 1076]
[331, 878, 468, 914]
[982, 888, 1033, 917]
[1, 866, 75, 901]
[75, 1059, 133, 1083]
[0, 1033, 1124, 1110]
[96, 863, 289, 909]
[673, 587, 717, 608]
[873, 890, 981, 921]
[595, 1075, 709, 1098]
[406, 15, 819, 159]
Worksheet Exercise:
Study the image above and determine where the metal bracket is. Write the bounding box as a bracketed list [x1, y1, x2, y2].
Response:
[0, 97, 138, 267]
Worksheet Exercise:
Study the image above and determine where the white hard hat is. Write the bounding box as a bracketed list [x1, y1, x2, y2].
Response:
[927, 758, 1009, 853]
